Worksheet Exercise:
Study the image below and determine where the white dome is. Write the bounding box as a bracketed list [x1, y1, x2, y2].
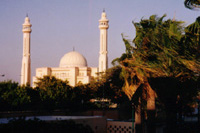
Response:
[59, 51, 87, 67]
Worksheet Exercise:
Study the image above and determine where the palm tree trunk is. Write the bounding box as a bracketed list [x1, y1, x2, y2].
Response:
[147, 87, 156, 133]
[135, 99, 142, 133]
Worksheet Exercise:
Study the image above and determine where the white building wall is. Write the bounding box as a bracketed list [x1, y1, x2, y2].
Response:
[33, 67, 97, 87]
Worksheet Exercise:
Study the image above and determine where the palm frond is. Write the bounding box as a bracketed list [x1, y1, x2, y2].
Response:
[184, 0, 200, 9]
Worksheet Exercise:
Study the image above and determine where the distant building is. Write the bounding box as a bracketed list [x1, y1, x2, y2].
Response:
[30, 11, 109, 87]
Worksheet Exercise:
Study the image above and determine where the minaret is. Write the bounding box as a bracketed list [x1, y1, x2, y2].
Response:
[21, 15, 32, 85]
[99, 10, 109, 73]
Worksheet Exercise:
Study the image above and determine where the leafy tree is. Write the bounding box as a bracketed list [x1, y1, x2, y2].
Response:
[89, 67, 128, 105]
[0, 81, 32, 111]
[99, 66, 128, 104]
[24, 86, 41, 110]
[0, 81, 18, 110]
[71, 83, 97, 110]
[35, 76, 73, 110]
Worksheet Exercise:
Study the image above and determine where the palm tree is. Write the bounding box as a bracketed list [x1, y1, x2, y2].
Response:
[184, 0, 200, 9]
[114, 15, 200, 132]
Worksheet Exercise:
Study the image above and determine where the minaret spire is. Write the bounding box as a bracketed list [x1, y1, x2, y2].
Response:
[21, 15, 32, 86]
[99, 10, 109, 73]
[172, 11, 176, 22]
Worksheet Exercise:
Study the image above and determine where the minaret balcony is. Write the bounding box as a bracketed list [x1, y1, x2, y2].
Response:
[22, 29, 32, 33]
[99, 25, 109, 29]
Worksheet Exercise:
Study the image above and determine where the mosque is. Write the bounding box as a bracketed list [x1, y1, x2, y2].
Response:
[20, 11, 109, 87]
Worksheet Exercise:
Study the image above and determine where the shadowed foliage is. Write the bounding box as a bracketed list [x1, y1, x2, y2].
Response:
[0, 117, 93, 133]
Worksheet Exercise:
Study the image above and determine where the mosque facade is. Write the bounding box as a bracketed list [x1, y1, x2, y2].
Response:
[21, 11, 109, 87]
[32, 51, 98, 86]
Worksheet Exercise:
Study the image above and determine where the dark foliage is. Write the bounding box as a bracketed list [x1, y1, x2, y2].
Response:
[0, 117, 93, 133]
[0, 77, 97, 111]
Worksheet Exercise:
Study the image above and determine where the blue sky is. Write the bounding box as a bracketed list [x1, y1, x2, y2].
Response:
[0, 0, 199, 83]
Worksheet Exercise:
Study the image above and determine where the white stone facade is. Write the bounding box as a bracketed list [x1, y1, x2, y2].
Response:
[33, 66, 98, 87]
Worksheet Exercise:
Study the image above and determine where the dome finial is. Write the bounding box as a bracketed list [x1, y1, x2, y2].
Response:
[103, 8, 105, 12]
[26, 13, 28, 17]
[73, 47, 75, 51]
